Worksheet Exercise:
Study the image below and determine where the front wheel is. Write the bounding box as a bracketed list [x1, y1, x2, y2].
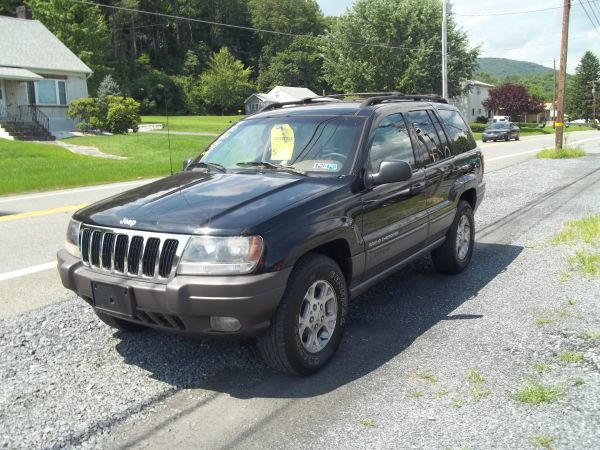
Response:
[257, 254, 348, 376]
[515, 134, 520, 141]
[431, 200, 475, 274]
[482, 139, 487, 143]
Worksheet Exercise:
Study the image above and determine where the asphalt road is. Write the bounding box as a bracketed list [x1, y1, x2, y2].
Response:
[0, 130, 599, 318]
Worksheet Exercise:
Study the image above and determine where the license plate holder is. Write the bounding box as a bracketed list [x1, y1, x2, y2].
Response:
[92, 282, 135, 317]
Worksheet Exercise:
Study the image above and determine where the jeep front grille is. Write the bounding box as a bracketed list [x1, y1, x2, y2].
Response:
[79, 225, 190, 281]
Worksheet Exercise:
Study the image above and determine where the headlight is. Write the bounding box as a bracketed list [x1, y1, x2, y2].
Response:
[178, 235, 263, 275]
[65, 219, 81, 258]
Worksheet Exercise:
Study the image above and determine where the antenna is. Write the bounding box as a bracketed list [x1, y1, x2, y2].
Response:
[164, 91, 173, 175]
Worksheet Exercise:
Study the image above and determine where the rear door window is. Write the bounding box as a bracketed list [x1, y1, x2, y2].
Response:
[437, 109, 477, 154]
[406, 110, 449, 164]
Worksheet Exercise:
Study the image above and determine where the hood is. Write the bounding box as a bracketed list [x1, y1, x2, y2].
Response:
[74, 170, 336, 235]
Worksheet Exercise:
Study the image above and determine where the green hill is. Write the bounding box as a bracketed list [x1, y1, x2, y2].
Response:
[477, 57, 554, 77]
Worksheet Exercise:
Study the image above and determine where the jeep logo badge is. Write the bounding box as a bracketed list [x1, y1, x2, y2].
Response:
[120, 217, 136, 227]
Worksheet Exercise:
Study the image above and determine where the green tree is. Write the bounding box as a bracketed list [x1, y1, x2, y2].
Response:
[322, 0, 479, 97]
[195, 48, 254, 114]
[26, 0, 111, 93]
[566, 51, 600, 119]
[257, 36, 325, 93]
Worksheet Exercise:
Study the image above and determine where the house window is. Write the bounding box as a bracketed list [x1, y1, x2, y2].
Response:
[471, 108, 475, 116]
[33, 79, 67, 105]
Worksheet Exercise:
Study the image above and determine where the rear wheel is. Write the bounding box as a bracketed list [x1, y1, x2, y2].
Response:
[257, 254, 348, 376]
[431, 200, 475, 274]
[95, 310, 147, 332]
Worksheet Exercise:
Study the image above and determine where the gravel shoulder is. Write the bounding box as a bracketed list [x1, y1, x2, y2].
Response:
[1, 156, 599, 449]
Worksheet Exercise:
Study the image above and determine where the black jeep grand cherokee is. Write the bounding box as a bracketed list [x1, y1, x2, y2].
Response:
[57, 93, 485, 376]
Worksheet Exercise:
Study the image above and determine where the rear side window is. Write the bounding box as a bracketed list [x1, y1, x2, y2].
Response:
[406, 110, 450, 163]
[437, 109, 477, 154]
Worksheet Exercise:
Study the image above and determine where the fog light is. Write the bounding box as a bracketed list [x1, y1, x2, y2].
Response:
[210, 316, 241, 332]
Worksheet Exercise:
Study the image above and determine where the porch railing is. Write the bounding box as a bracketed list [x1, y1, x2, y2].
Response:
[17, 105, 50, 132]
[0, 103, 8, 121]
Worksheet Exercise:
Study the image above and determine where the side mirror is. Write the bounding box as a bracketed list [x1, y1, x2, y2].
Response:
[368, 159, 412, 186]
[182, 157, 194, 171]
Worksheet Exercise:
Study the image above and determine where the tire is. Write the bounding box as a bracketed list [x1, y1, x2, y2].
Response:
[515, 134, 520, 141]
[431, 200, 475, 274]
[95, 310, 147, 332]
[504, 135, 509, 142]
[257, 253, 348, 376]
[482, 139, 487, 143]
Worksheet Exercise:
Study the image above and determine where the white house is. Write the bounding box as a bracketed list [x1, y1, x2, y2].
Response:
[450, 80, 495, 123]
[244, 86, 318, 114]
[0, 10, 91, 139]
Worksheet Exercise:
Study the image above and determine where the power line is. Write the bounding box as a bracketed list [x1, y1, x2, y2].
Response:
[580, 0, 600, 37]
[454, 0, 600, 17]
[584, 0, 600, 28]
[69, 0, 442, 54]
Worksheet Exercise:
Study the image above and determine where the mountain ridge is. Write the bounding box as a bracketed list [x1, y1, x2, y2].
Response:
[477, 57, 554, 77]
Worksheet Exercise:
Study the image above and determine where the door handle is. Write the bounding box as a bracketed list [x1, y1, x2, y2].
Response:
[411, 181, 426, 193]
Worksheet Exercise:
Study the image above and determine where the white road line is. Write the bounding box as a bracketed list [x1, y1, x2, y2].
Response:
[0, 262, 57, 282]
[0, 179, 156, 205]
[486, 148, 543, 162]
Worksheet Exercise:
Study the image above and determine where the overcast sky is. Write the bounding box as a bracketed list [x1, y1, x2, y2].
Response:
[316, 0, 600, 73]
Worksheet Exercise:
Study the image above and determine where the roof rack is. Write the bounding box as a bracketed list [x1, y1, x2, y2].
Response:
[359, 93, 448, 108]
[256, 97, 341, 114]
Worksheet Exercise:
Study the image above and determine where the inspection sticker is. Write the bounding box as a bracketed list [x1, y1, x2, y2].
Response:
[313, 162, 338, 171]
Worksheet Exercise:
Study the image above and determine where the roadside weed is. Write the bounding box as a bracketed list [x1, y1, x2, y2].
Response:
[410, 390, 424, 398]
[359, 418, 376, 428]
[568, 250, 600, 277]
[532, 363, 552, 373]
[552, 215, 600, 246]
[555, 352, 584, 364]
[466, 369, 486, 384]
[436, 389, 450, 397]
[584, 331, 600, 341]
[536, 146, 586, 159]
[567, 297, 577, 306]
[514, 382, 564, 404]
[415, 371, 438, 384]
[452, 397, 465, 408]
[536, 308, 581, 326]
[531, 435, 557, 450]
[572, 376, 585, 386]
[472, 386, 492, 401]
[555, 271, 571, 283]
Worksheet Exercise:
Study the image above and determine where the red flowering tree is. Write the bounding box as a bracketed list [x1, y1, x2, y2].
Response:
[483, 84, 544, 120]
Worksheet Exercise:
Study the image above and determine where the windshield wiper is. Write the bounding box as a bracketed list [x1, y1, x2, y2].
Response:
[236, 161, 307, 176]
[187, 161, 226, 173]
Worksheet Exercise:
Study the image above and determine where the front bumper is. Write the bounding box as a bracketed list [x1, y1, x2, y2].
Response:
[57, 249, 291, 338]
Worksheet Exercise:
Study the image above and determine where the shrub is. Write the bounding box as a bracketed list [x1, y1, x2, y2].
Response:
[469, 123, 487, 133]
[105, 96, 141, 134]
[475, 115, 488, 124]
[68, 97, 103, 131]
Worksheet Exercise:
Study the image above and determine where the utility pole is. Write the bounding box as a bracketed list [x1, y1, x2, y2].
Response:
[555, 0, 570, 149]
[442, 1, 449, 99]
[593, 80, 597, 127]
[552, 58, 557, 128]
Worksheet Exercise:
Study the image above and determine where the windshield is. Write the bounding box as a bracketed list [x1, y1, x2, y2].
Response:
[199, 115, 365, 175]
[489, 123, 510, 129]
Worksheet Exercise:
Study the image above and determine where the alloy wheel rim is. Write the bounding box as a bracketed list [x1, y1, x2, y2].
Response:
[298, 280, 338, 353]
[455, 214, 471, 260]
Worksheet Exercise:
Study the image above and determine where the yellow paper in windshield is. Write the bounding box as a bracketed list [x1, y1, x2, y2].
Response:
[270, 124, 295, 161]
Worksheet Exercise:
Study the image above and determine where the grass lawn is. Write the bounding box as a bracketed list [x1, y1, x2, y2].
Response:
[0, 133, 212, 195]
[472, 125, 592, 142]
[141, 115, 244, 133]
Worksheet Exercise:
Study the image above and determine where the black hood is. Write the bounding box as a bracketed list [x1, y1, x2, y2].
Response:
[74, 170, 335, 235]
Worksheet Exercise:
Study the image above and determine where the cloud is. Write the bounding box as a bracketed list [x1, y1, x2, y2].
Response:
[317, 0, 600, 73]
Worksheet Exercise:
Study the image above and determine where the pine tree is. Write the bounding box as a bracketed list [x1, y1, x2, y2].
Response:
[566, 51, 600, 120]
